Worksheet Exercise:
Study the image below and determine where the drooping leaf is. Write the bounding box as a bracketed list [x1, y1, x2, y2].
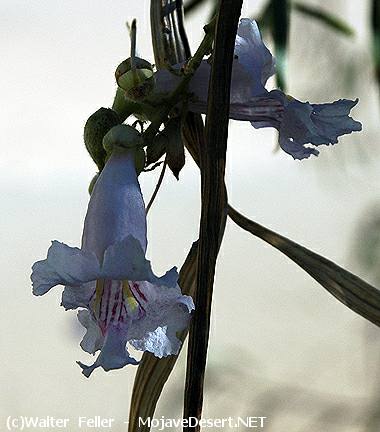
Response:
[294, 2, 354, 37]
[228, 206, 380, 328]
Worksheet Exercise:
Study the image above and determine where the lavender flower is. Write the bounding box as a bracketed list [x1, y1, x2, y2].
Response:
[154, 18, 362, 160]
[31, 145, 194, 377]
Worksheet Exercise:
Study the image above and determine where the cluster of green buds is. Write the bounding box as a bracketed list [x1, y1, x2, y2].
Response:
[84, 18, 188, 193]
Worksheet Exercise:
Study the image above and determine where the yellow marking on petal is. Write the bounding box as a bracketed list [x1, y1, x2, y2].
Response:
[94, 278, 105, 317]
[122, 280, 139, 311]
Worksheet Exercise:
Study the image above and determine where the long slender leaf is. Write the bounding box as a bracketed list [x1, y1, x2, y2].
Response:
[256, 1, 273, 32]
[294, 2, 354, 37]
[183, 2, 242, 429]
[228, 206, 380, 328]
[271, 0, 289, 91]
[256, 0, 289, 90]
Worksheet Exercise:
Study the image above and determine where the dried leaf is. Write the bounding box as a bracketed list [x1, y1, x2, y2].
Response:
[165, 118, 186, 179]
[183, 0, 242, 426]
[228, 206, 380, 328]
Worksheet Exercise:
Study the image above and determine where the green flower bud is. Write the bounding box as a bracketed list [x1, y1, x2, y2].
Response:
[103, 124, 145, 175]
[103, 124, 142, 152]
[84, 108, 121, 170]
[115, 57, 154, 101]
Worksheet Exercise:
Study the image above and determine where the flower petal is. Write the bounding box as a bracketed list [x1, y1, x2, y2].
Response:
[129, 326, 180, 358]
[129, 282, 194, 357]
[61, 282, 95, 310]
[77, 323, 138, 377]
[265, 91, 362, 160]
[189, 61, 256, 105]
[101, 235, 179, 288]
[154, 19, 274, 107]
[77, 309, 104, 354]
[279, 136, 320, 160]
[185, 19, 275, 103]
[235, 18, 275, 94]
[31, 241, 100, 296]
[309, 99, 363, 143]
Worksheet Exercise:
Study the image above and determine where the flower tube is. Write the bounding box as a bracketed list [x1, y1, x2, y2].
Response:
[31, 127, 194, 377]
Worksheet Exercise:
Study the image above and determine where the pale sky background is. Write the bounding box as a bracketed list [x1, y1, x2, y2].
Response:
[1, 0, 380, 431]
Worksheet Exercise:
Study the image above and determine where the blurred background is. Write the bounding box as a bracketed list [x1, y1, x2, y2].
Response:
[1, 0, 380, 431]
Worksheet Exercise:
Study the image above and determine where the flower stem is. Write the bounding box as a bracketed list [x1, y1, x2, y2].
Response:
[145, 158, 167, 215]
[130, 19, 137, 71]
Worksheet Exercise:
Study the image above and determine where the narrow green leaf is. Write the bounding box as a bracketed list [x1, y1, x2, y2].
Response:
[228, 206, 380, 328]
[294, 2, 354, 37]
[271, 0, 290, 91]
[256, 1, 273, 32]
